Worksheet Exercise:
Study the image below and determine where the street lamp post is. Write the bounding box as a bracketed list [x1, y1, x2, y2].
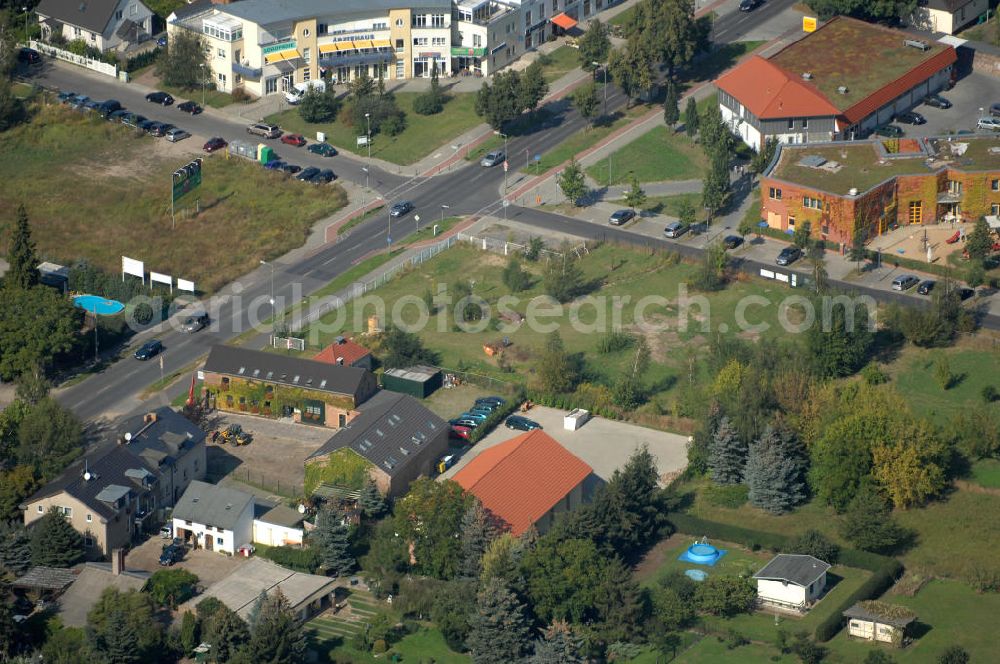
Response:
[440, 204, 449, 227]
[22, 6, 29, 41]
[499, 132, 509, 193]
[259, 259, 275, 318]
[199, 64, 206, 107]
[592, 61, 607, 117]
[365, 112, 372, 192]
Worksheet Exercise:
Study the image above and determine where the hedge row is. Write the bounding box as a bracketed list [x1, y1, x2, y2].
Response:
[467, 398, 521, 444]
[667, 513, 903, 642]
[261, 544, 320, 573]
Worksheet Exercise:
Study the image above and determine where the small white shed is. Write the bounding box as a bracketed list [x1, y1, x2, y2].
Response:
[753, 554, 830, 612]
[563, 409, 590, 431]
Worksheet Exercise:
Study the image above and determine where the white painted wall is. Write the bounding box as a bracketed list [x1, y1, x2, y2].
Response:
[173, 501, 253, 555]
[757, 579, 807, 607]
[253, 519, 304, 547]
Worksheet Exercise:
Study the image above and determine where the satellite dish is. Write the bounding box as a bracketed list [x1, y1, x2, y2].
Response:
[84, 472, 92, 481]
[297, 504, 306, 514]
[124, 432, 133, 442]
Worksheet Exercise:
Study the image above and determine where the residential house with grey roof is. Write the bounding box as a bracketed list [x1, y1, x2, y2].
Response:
[117, 407, 206, 506]
[201, 345, 378, 428]
[172, 481, 255, 555]
[36, 0, 154, 53]
[753, 554, 831, 611]
[306, 391, 449, 498]
[22, 445, 160, 558]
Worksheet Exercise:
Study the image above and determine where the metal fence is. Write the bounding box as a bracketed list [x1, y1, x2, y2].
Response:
[455, 232, 573, 260]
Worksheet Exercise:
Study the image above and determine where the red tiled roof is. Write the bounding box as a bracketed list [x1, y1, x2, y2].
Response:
[715, 56, 841, 120]
[840, 47, 956, 124]
[313, 338, 371, 367]
[453, 430, 592, 536]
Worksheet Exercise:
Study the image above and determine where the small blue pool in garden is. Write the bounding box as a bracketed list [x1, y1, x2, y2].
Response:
[73, 294, 125, 316]
[677, 538, 727, 566]
[685, 569, 708, 582]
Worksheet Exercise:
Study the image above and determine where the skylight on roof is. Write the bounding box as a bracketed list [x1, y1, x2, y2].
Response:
[238, 367, 246, 374]
[319, 379, 327, 388]
[293, 375, 300, 383]
[376, 429, 384, 437]
[306, 378, 313, 385]
[266, 371, 274, 380]
[427, 421, 437, 430]
[253, 369, 260, 377]
[399, 447, 409, 455]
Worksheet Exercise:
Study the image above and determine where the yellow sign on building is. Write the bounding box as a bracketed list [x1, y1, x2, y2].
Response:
[803, 16, 817, 32]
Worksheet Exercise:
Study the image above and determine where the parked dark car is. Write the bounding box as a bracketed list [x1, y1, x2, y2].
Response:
[476, 396, 505, 406]
[108, 109, 130, 123]
[896, 111, 926, 125]
[281, 133, 307, 147]
[138, 118, 157, 132]
[723, 235, 744, 249]
[97, 99, 122, 117]
[916, 280, 936, 295]
[609, 209, 636, 226]
[17, 47, 42, 65]
[158, 543, 184, 566]
[312, 169, 336, 183]
[874, 124, 904, 138]
[389, 201, 414, 217]
[307, 142, 337, 157]
[776, 246, 802, 266]
[146, 91, 174, 105]
[923, 94, 951, 109]
[69, 94, 90, 109]
[296, 166, 320, 182]
[990, 103, 1000, 117]
[459, 411, 489, 422]
[739, 0, 762, 10]
[134, 339, 163, 360]
[953, 286, 975, 301]
[57, 90, 77, 103]
[280, 163, 302, 174]
[148, 122, 173, 137]
[123, 113, 146, 128]
[505, 415, 541, 431]
[82, 100, 100, 112]
[177, 100, 203, 114]
[203, 137, 228, 152]
[263, 160, 286, 170]
[156, 35, 168, 47]
[450, 418, 480, 428]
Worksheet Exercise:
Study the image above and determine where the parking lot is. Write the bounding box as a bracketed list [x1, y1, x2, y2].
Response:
[440, 405, 690, 484]
[125, 533, 247, 586]
[896, 71, 1000, 138]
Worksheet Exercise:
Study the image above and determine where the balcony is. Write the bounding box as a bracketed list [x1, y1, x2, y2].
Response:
[232, 61, 262, 79]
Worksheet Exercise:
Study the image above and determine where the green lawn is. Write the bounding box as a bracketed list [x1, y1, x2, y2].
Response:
[639, 194, 709, 222]
[0, 105, 347, 293]
[267, 92, 483, 165]
[969, 458, 1000, 489]
[890, 347, 1000, 427]
[637, 536, 773, 589]
[12, 82, 35, 98]
[586, 125, 707, 186]
[406, 215, 462, 244]
[521, 104, 651, 174]
[537, 45, 584, 83]
[310, 618, 469, 664]
[825, 579, 1000, 663]
[159, 82, 234, 109]
[960, 15, 999, 46]
[675, 636, 797, 664]
[308, 249, 405, 301]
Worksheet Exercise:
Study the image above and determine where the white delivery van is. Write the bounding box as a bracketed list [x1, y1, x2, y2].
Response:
[284, 79, 326, 104]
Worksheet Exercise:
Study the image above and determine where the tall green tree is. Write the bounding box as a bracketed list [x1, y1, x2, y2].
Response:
[394, 478, 471, 580]
[542, 246, 585, 303]
[42, 626, 93, 664]
[147, 568, 199, 608]
[156, 30, 209, 89]
[314, 504, 355, 577]
[380, 325, 439, 368]
[806, 296, 874, 378]
[607, 43, 652, 105]
[87, 589, 164, 662]
[474, 70, 523, 130]
[684, 97, 699, 137]
[663, 79, 680, 126]
[202, 603, 250, 662]
[702, 146, 730, 218]
[536, 332, 581, 394]
[297, 86, 340, 123]
[0, 287, 82, 380]
[557, 158, 587, 206]
[810, 0, 919, 23]
[17, 397, 83, 479]
[460, 501, 499, 579]
[518, 61, 548, 114]
[359, 478, 387, 518]
[0, 464, 37, 523]
[179, 611, 200, 654]
[466, 577, 533, 664]
[840, 485, 908, 553]
[244, 589, 306, 664]
[966, 217, 992, 262]
[431, 579, 476, 652]
[593, 556, 648, 642]
[593, 445, 668, 558]
[501, 257, 532, 293]
[93, 610, 141, 664]
[709, 416, 745, 485]
[531, 620, 586, 663]
[794, 220, 813, 250]
[523, 536, 605, 623]
[751, 137, 778, 174]
[623, 174, 647, 211]
[5, 205, 39, 290]
[577, 19, 611, 70]
[625, 0, 705, 76]
[0, 520, 32, 576]
[694, 575, 757, 616]
[0, 600, 15, 661]
[572, 81, 599, 127]
[746, 425, 808, 514]
[30, 507, 83, 567]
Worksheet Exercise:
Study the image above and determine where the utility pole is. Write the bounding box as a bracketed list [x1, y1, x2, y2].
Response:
[365, 112, 372, 192]
[199, 64, 206, 107]
[500, 132, 509, 193]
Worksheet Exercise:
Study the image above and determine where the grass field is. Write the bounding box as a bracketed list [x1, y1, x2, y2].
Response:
[406, 215, 462, 245]
[586, 125, 707, 186]
[159, 82, 234, 109]
[537, 45, 583, 83]
[0, 105, 347, 293]
[639, 194, 710, 222]
[675, 636, 797, 664]
[521, 104, 651, 173]
[638, 536, 772, 588]
[969, 458, 1000, 489]
[890, 346, 1000, 427]
[267, 92, 483, 165]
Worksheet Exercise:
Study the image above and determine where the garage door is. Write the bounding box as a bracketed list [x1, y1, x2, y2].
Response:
[767, 211, 783, 230]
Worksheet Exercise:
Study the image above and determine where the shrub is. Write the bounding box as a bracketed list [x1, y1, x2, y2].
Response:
[373, 639, 387, 654]
[125, 47, 161, 73]
[412, 92, 443, 115]
[525, 237, 545, 261]
[861, 363, 889, 386]
[981, 385, 999, 404]
[703, 483, 749, 508]
[786, 529, 840, 565]
[724, 629, 749, 649]
[261, 545, 320, 573]
[381, 112, 407, 136]
[966, 566, 1000, 594]
[596, 330, 635, 354]
[231, 87, 254, 103]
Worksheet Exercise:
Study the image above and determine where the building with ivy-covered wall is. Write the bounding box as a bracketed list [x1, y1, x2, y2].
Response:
[201, 345, 378, 428]
[305, 391, 449, 497]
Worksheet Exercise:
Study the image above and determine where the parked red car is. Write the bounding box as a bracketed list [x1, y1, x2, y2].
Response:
[203, 137, 227, 153]
[450, 425, 472, 441]
[281, 133, 306, 147]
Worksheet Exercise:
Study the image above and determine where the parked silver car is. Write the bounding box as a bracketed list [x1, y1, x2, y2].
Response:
[165, 127, 191, 142]
[480, 150, 505, 167]
[663, 221, 688, 238]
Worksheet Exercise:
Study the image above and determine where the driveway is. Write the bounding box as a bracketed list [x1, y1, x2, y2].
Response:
[899, 72, 1000, 137]
[125, 534, 247, 587]
[440, 405, 689, 484]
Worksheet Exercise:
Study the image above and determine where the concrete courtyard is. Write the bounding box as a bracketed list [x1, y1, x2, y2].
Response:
[440, 405, 689, 484]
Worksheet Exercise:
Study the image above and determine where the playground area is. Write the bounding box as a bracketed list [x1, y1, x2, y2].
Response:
[871, 221, 980, 264]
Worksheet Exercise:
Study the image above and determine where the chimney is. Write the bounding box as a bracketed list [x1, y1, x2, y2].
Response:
[111, 548, 124, 575]
[143, 412, 158, 424]
[335, 335, 346, 345]
[336, 357, 344, 366]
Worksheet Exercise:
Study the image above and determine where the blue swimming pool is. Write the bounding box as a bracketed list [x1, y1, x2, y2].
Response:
[73, 294, 125, 316]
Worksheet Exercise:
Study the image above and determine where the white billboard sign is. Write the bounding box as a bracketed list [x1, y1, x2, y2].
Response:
[177, 278, 195, 293]
[122, 256, 144, 281]
[150, 272, 172, 291]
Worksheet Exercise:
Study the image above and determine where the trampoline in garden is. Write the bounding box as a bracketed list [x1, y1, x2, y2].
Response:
[73, 294, 125, 316]
[677, 537, 727, 566]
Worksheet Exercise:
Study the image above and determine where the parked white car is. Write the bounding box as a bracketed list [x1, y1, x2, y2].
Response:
[977, 116, 1000, 131]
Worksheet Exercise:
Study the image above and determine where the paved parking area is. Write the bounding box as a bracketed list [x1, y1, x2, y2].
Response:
[125, 534, 247, 586]
[441, 406, 689, 484]
[899, 72, 1000, 137]
[206, 411, 332, 497]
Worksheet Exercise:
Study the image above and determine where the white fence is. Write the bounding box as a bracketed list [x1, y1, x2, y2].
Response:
[455, 232, 573, 260]
[30, 40, 119, 79]
[759, 268, 803, 288]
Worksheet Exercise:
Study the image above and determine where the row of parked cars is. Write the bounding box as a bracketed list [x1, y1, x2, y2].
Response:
[58, 88, 199, 142]
[890, 275, 975, 300]
[202, 122, 341, 184]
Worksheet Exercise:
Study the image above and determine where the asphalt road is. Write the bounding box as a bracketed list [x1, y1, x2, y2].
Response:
[28, 0, 833, 421]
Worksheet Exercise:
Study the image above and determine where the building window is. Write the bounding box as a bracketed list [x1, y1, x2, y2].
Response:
[373, 21, 387, 30]
[395, 38, 404, 51]
[37, 505, 43, 513]
[803, 196, 822, 210]
[908, 201, 922, 225]
[413, 14, 427, 27]
[552, 0, 558, 11]
[116, 10, 123, 20]
[303, 47, 310, 63]
[318, 23, 327, 34]
[432, 13, 446, 27]
[788, 215, 796, 228]
[73, 27, 81, 36]
[265, 76, 278, 94]
[217, 48, 225, 58]
[526, 9, 532, 23]
[432, 37, 446, 46]
[90, 32, 96, 41]
[216, 537, 224, 546]
[395, 18, 404, 27]
[86, 513, 93, 522]
[948, 180, 962, 195]
[217, 73, 227, 86]
[801, 118, 808, 128]
[59, 506, 73, 517]
[185, 520, 192, 526]
[303, 67, 310, 81]
[787, 118, 794, 130]
[413, 37, 428, 46]
[769, 187, 782, 200]
[302, 28, 310, 37]
[395, 60, 404, 78]
[992, 179, 999, 192]
[993, 203, 1000, 216]
[473, 34, 482, 48]
[84, 535, 95, 548]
